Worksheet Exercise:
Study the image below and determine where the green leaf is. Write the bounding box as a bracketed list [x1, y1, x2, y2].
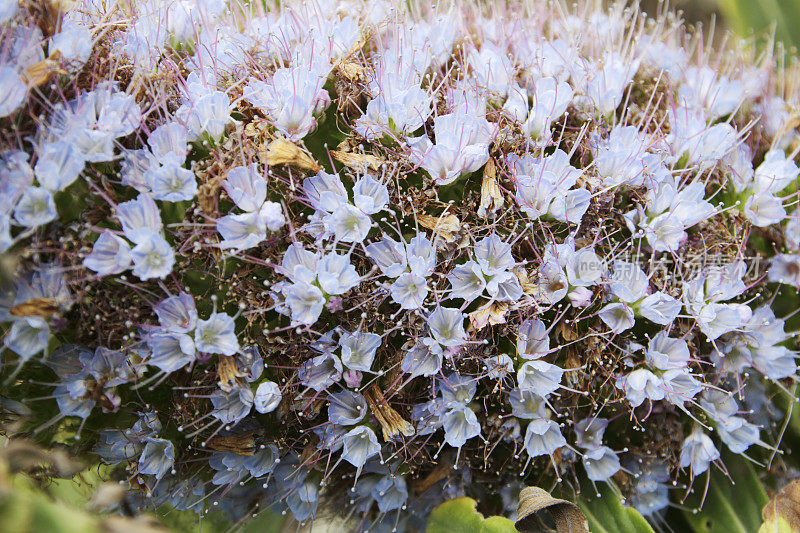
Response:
[718, 0, 800, 51]
[681, 453, 769, 533]
[760, 516, 797, 533]
[426, 497, 518, 533]
[759, 480, 800, 533]
[0, 481, 100, 533]
[577, 484, 655, 533]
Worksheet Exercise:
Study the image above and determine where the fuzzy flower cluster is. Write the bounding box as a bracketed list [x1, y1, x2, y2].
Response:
[2, 0, 800, 531]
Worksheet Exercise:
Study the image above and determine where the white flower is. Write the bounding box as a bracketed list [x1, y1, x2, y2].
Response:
[522, 77, 573, 139]
[406, 112, 494, 185]
[0, 66, 26, 118]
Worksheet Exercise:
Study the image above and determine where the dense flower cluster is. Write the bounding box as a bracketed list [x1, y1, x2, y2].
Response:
[2, 0, 800, 530]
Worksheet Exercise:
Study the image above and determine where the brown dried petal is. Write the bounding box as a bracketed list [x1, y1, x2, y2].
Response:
[515, 486, 589, 533]
[264, 138, 321, 172]
[331, 150, 383, 171]
[416, 213, 460, 243]
[513, 267, 537, 295]
[478, 159, 503, 218]
[10, 297, 58, 319]
[468, 302, 509, 331]
[364, 384, 415, 441]
[23, 52, 65, 87]
[335, 62, 366, 82]
[204, 432, 257, 456]
[762, 479, 800, 531]
[217, 355, 244, 392]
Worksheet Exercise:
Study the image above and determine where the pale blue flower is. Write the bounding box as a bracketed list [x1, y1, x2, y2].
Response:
[442, 405, 481, 448]
[303, 171, 348, 213]
[517, 319, 550, 360]
[517, 360, 563, 397]
[474, 233, 515, 276]
[598, 302, 636, 333]
[406, 112, 494, 185]
[339, 330, 380, 372]
[751, 345, 797, 380]
[299, 352, 342, 391]
[390, 272, 428, 309]
[328, 390, 367, 425]
[373, 475, 408, 513]
[147, 122, 189, 160]
[254, 381, 282, 413]
[448, 261, 487, 302]
[401, 342, 442, 378]
[508, 388, 546, 420]
[194, 312, 239, 356]
[130, 233, 175, 280]
[224, 164, 266, 212]
[154, 292, 197, 333]
[426, 306, 466, 348]
[440, 373, 477, 407]
[148, 156, 196, 202]
[283, 282, 327, 326]
[217, 211, 267, 251]
[138, 438, 175, 479]
[13, 186, 57, 227]
[145, 332, 195, 373]
[523, 418, 566, 458]
[83, 231, 133, 276]
[0, 216, 12, 252]
[679, 429, 719, 476]
[486, 270, 523, 302]
[341, 426, 380, 468]
[244, 445, 280, 477]
[116, 194, 163, 244]
[244, 65, 330, 141]
[0, 66, 25, 117]
[34, 141, 85, 191]
[210, 386, 253, 424]
[317, 252, 360, 295]
[583, 446, 621, 481]
[522, 77, 573, 139]
[645, 332, 690, 371]
[325, 203, 372, 243]
[616, 368, 663, 408]
[4, 317, 49, 361]
[177, 85, 232, 140]
[353, 174, 389, 215]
